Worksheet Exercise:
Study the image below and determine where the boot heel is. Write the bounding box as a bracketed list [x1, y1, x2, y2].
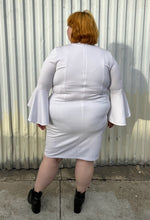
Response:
[27, 189, 33, 204]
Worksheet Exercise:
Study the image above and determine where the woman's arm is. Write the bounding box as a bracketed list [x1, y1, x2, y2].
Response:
[107, 53, 131, 126]
[28, 49, 57, 127]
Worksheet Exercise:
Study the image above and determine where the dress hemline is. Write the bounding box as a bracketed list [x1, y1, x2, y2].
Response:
[44, 152, 98, 162]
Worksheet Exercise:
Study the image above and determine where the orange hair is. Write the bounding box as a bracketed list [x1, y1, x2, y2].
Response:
[67, 10, 99, 45]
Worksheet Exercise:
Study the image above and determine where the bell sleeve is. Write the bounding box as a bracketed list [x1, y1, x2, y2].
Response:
[27, 48, 57, 125]
[107, 53, 131, 126]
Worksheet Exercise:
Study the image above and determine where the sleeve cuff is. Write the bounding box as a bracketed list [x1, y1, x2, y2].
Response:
[108, 89, 131, 126]
[27, 87, 50, 125]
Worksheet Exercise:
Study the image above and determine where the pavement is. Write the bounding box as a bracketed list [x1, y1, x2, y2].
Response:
[0, 165, 150, 220]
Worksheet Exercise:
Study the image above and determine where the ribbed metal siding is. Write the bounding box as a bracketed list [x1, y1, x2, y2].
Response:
[0, 0, 150, 169]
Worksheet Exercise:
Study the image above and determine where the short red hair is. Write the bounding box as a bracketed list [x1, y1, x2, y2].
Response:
[67, 11, 99, 45]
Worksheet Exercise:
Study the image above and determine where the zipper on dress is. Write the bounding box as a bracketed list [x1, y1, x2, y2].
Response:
[81, 44, 87, 124]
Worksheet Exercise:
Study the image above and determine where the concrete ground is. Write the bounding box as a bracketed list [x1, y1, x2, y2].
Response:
[0, 165, 150, 220]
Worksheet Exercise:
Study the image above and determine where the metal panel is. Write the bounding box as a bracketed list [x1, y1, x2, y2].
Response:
[0, 0, 150, 169]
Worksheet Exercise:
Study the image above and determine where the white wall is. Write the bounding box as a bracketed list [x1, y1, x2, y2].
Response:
[0, 0, 150, 169]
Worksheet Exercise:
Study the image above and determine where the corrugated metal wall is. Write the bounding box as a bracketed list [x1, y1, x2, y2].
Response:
[0, 0, 150, 169]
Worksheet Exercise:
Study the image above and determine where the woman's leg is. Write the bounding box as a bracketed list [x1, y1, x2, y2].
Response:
[75, 159, 94, 193]
[34, 156, 62, 192]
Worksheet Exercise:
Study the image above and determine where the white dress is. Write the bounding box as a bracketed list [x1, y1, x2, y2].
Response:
[28, 43, 131, 161]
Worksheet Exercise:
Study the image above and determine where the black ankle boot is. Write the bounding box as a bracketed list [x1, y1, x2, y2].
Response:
[74, 189, 86, 214]
[27, 188, 42, 214]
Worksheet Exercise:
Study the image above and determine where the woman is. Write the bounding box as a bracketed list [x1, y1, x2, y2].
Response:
[27, 11, 130, 214]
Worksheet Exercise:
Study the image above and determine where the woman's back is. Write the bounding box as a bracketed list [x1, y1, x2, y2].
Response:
[52, 43, 111, 102]
[48, 44, 111, 135]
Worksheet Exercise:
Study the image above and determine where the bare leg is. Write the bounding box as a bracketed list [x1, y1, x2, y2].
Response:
[75, 159, 94, 193]
[34, 156, 62, 192]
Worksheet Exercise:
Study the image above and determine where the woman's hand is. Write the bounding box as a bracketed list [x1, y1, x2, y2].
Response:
[37, 124, 46, 130]
[107, 121, 114, 128]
